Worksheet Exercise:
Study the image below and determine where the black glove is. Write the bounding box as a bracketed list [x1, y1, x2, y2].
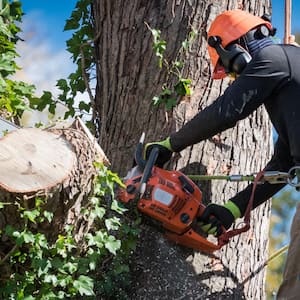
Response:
[144, 137, 174, 167]
[198, 201, 241, 237]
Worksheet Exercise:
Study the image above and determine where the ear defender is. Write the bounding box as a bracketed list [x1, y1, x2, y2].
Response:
[208, 36, 252, 75]
[244, 25, 271, 43]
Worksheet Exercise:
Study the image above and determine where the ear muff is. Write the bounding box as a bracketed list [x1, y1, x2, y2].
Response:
[208, 36, 252, 75]
[243, 25, 270, 43]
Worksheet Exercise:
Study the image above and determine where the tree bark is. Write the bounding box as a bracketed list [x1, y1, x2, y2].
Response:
[93, 1, 273, 299]
[0, 119, 108, 261]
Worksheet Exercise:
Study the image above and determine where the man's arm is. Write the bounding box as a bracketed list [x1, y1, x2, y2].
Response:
[230, 138, 294, 216]
[170, 45, 290, 152]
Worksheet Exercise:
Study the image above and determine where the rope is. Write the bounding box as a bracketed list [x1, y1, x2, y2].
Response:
[266, 244, 289, 266]
[218, 170, 264, 246]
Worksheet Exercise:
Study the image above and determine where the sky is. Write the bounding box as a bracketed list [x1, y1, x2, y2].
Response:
[15, 1, 300, 124]
[17, 0, 77, 94]
[17, 0, 300, 94]
[15, 1, 78, 125]
[272, 0, 300, 39]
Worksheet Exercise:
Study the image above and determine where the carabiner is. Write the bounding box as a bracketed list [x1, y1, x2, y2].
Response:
[287, 166, 300, 188]
[261, 171, 291, 184]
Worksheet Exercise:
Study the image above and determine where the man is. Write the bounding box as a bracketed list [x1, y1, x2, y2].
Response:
[145, 9, 300, 299]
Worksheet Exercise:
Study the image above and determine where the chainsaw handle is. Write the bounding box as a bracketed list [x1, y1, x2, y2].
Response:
[134, 133, 147, 169]
[139, 147, 159, 194]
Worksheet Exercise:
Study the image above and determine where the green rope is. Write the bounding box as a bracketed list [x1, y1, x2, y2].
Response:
[187, 174, 255, 182]
[265, 244, 289, 266]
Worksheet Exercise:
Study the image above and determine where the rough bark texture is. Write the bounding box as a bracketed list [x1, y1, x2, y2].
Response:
[0, 120, 106, 270]
[93, 1, 273, 299]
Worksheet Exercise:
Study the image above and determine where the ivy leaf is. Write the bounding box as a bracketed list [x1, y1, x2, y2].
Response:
[111, 199, 127, 214]
[105, 217, 121, 231]
[165, 98, 177, 110]
[0, 17, 12, 37]
[37, 91, 53, 111]
[23, 231, 35, 243]
[49, 102, 56, 114]
[152, 96, 161, 106]
[44, 274, 58, 286]
[174, 78, 192, 96]
[23, 296, 35, 300]
[23, 209, 40, 223]
[43, 211, 54, 223]
[78, 101, 90, 113]
[64, 18, 80, 31]
[56, 78, 69, 93]
[114, 264, 129, 275]
[90, 206, 105, 220]
[0, 52, 16, 72]
[105, 235, 121, 255]
[73, 275, 95, 296]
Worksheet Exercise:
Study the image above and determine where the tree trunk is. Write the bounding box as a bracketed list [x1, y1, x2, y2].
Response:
[0, 119, 108, 266]
[93, 1, 273, 299]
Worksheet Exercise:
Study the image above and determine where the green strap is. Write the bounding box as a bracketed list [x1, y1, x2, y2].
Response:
[159, 137, 173, 152]
[146, 137, 174, 152]
[224, 201, 241, 219]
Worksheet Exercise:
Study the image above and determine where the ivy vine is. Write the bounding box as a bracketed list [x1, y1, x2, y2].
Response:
[0, 0, 37, 119]
[0, 162, 140, 299]
[0, 1, 140, 299]
[148, 24, 197, 110]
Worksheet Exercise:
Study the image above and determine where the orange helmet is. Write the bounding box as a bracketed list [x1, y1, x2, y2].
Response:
[207, 9, 272, 79]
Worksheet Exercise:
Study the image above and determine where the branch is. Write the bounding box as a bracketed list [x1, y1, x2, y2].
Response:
[79, 31, 102, 120]
[0, 243, 18, 266]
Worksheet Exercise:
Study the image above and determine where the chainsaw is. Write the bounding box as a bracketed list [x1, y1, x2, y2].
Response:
[117, 133, 252, 254]
[118, 134, 300, 253]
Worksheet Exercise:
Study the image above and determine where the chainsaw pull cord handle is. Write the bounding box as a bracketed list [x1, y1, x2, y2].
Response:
[139, 147, 159, 194]
[218, 170, 264, 246]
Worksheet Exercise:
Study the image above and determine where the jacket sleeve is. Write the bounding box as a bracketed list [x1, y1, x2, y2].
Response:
[170, 45, 290, 152]
[230, 138, 294, 216]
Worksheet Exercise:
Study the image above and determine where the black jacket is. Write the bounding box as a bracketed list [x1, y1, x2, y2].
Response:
[170, 44, 300, 215]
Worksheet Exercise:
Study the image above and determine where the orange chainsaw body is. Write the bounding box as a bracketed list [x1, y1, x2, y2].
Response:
[118, 166, 223, 253]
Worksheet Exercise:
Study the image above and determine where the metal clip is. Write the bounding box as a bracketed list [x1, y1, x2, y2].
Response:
[287, 166, 300, 188]
[260, 171, 291, 184]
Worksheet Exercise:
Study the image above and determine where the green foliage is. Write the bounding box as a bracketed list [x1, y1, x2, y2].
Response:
[148, 24, 196, 110]
[0, 1, 140, 298]
[4, 0, 96, 124]
[149, 28, 166, 69]
[0, 0, 39, 118]
[58, 0, 95, 120]
[0, 163, 140, 299]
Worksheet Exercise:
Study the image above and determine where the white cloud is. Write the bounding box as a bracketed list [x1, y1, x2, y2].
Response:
[13, 11, 82, 126]
[15, 11, 75, 97]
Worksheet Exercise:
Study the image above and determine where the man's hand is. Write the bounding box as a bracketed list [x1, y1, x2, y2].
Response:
[198, 201, 241, 237]
[288, 35, 299, 46]
[144, 137, 173, 167]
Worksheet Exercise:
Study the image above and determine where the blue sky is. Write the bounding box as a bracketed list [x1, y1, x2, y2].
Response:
[18, 0, 300, 67]
[21, 1, 77, 51]
[20, 1, 300, 51]
[272, 0, 300, 39]
[16, 1, 300, 125]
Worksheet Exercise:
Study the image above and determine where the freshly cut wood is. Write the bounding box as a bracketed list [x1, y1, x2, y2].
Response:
[0, 121, 111, 280]
[0, 120, 109, 245]
[0, 128, 76, 193]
